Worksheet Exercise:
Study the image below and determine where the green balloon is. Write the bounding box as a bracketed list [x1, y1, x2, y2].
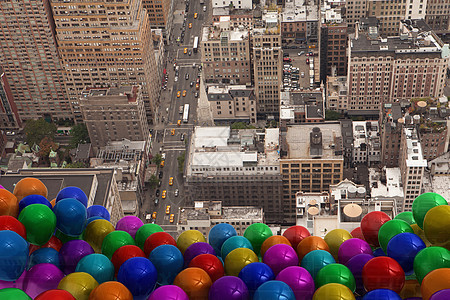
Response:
[101, 230, 135, 259]
[315, 263, 356, 292]
[413, 246, 450, 283]
[135, 223, 163, 250]
[243, 223, 272, 255]
[412, 192, 447, 229]
[55, 229, 81, 244]
[18, 204, 56, 246]
[378, 219, 413, 253]
[0, 288, 32, 300]
[394, 211, 416, 225]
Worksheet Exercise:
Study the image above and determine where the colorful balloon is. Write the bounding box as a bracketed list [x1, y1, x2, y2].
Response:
[412, 192, 447, 229]
[86, 205, 110, 221]
[413, 246, 450, 283]
[208, 223, 237, 256]
[144, 231, 177, 257]
[115, 216, 143, 239]
[297, 236, 330, 262]
[301, 250, 335, 280]
[423, 205, 450, 245]
[243, 223, 273, 256]
[386, 232, 426, 275]
[209, 276, 249, 300]
[101, 230, 135, 260]
[276, 266, 315, 300]
[83, 219, 115, 253]
[35, 289, 75, 299]
[149, 245, 184, 285]
[176, 230, 206, 255]
[324, 229, 353, 260]
[260, 235, 292, 258]
[53, 198, 87, 237]
[56, 186, 88, 207]
[22, 263, 64, 298]
[18, 204, 56, 246]
[345, 253, 374, 296]
[57, 272, 99, 300]
[0, 215, 26, 239]
[28, 248, 60, 270]
[189, 254, 224, 282]
[55, 229, 80, 244]
[173, 267, 212, 299]
[221, 236, 253, 259]
[313, 283, 355, 300]
[283, 225, 311, 249]
[253, 280, 295, 300]
[117, 257, 157, 300]
[0, 288, 32, 300]
[430, 289, 450, 300]
[28, 235, 62, 254]
[59, 239, 94, 274]
[238, 262, 274, 295]
[394, 211, 416, 225]
[350, 227, 365, 241]
[75, 253, 114, 284]
[134, 223, 163, 250]
[263, 244, 299, 276]
[362, 256, 405, 293]
[378, 219, 413, 253]
[338, 238, 372, 265]
[183, 242, 216, 267]
[225, 248, 259, 276]
[13, 177, 48, 201]
[18, 195, 51, 214]
[316, 263, 356, 292]
[411, 223, 432, 247]
[148, 285, 189, 300]
[360, 211, 391, 247]
[111, 245, 146, 276]
[89, 281, 133, 300]
[0, 230, 29, 281]
[421, 268, 450, 300]
[362, 289, 402, 300]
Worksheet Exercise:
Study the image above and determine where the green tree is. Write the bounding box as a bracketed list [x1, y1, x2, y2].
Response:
[177, 152, 186, 173]
[152, 153, 163, 166]
[325, 110, 342, 120]
[24, 119, 57, 146]
[65, 161, 87, 168]
[149, 174, 159, 188]
[231, 122, 257, 129]
[38, 137, 59, 159]
[69, 123, 90, 149]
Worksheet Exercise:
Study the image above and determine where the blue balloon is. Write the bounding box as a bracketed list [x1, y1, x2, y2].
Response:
[28, 248, 60, 270]
[86, 216, 104, 225]
[56, 186, 88, 207]
[87, 205, 110, 221]
[75, 253, 114, 284]
[118, 257, 157, 300]
[238, 262, 274, 295]
[53, 198, 87, 236]
[373, 247, 386, 257]
[0, 231, 29, 281]
[149, 245, 183, 285]
[300, 250, 335, 280]
[253, 280, 295, 300]
[18, 195, 51, 214]
[209, 223, 237, 256]
[221, 236, 253, 259]
[362, 289, 402, 300]
[386, 232, 426, 275]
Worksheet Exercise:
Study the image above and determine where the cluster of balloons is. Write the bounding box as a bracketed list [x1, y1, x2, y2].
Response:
[0, 178, 448, 300]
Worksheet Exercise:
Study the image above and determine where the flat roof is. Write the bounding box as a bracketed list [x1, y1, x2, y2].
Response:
[282, 0, 319, 23]
[404, 128, 427, 167]
[370, 168, 404, 198]
[193, 126, 230, 148]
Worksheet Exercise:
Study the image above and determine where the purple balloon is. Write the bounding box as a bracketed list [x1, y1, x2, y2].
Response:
[209, 276, 249, 300]
[263, 244, 299, 276]
[115, 216, 144, 239]
[59, 240, 94, 274]
[23, 263, 64, 298]
[0, 270, 26, 290]
[276, 266, 315, 300]
[430, 289, 450, 300]
[338, 238, 372, 265]
[345, 253, 374, 296]
[183, 242, 216, 268]
[148, 285, 189, 300]
[0, 185, 4, 189]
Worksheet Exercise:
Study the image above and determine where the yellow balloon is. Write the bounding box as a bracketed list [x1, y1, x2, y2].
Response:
[313, 283, 356, 300]
[411, 224, 431, 247]
[424, 205, 450, 245]
[399, 279, 421, 299]
[83, 219, 115, 253]
[58, 272, 99, 300]
[224, 248, 259, 276]
[176, 230, 206, 255]
[324, 229, 353, 260]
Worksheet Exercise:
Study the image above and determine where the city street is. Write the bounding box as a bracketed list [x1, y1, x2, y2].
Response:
[141, 0, 205, 226]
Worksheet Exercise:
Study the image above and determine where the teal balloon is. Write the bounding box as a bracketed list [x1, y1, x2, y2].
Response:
[394, 211, 416, 225]
[243, 223, 273, 255]
[412, 192, 447, 229]
[75, 253, 114, 284]
[221, 236, 253, 259]
[378, 219, 413, 253]
[300, 250, 335, 280]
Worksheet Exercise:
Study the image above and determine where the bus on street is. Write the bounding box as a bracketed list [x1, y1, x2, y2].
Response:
[183, 104, 190, 123]
[193, 37, 199, 53]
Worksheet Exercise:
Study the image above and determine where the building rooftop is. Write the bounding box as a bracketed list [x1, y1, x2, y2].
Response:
[178, 204, 263, 225]
[81, 86, 140, 103]
[370, 168, 404, 198]
[423, 174, 450, 204]
[75, 143, 91, 161]
[202, 26, 249, 42]
[282, 0, 319, 23]
[352, 121, 367, 148]
[207, 85, 254, 102]
[404, 128, 427, 167]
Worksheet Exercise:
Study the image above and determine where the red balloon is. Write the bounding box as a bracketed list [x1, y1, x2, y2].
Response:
[362, 256, 405, 293]
[360, 211, 391, 247]
[350, 227, 365, 241]
[111, 245, 146, 276]
[29, 235, 63, 254]
[0, 215, 26, 239]
[35, 289, 76, 299]
[282, 225, 311, 249]
[144, 232, 177, 257]
[189, 254, 224, 282]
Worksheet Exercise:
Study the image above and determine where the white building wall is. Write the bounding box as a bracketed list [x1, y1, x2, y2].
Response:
[212, 0, 252, 9]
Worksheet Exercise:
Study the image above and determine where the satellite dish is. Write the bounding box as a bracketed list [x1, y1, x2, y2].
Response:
[308, 207, 319, 216]
[309, 199, 317, 206]
[343, 203, 362, 218]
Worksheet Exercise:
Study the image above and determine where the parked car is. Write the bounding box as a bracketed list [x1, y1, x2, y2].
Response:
[154, 198, 159, 205]
[203, 6, 206, 12]
[175, 189, 179, 197]
[158, 171, 163, 179]
[155, 189, 160, 197]
[190, 81, 194, 87]
[194, 92, 199, 97]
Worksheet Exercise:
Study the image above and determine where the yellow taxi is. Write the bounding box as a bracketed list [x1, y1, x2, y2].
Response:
[182, 90, 187, 97]
[166, 205, 171, 214]
[170, 214, 175, 223]
[184, 48, 188, 54]
[177, 120, 181, 126]
[195, 83, 200, 90]
[152, 211, 157, 219]
[160, 160, 165, 167]
[177, 91, 181, 98]
[171, 128, 175, 136]
[194, 13, 198, 19]
[169, 177, 174, 186]
[162, 190, 166, 199]
[189, 23, 192, 29]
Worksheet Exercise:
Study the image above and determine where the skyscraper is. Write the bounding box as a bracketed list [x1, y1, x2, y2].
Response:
[50, 0, 160, 123]
[0, 0, 71, 122]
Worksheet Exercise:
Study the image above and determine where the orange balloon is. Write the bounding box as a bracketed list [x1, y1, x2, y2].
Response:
[421, 268, 450, 300]
[13, 177, 48, 201]
[89, 281, 133, 300]
[173, 267, 212, 299]
[399, 279, 421, 299]
[50, 198, 56, 208]
[260, 235, 292, 257]
[296, 236, 330, 262]
[0, 189, 19, 217]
